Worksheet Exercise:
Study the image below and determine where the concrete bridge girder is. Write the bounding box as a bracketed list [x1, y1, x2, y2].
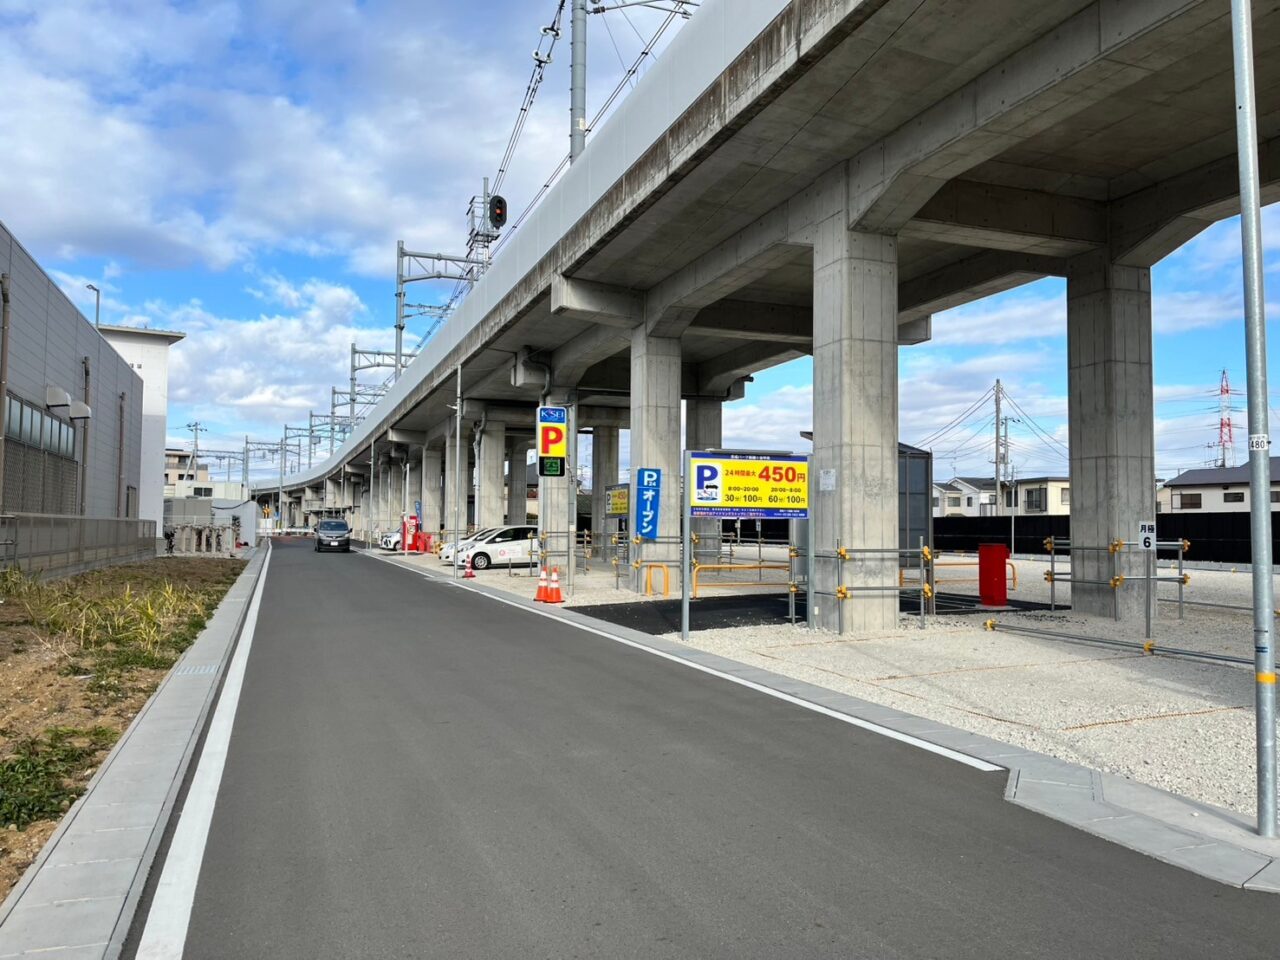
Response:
[848, 0, 1222, 235]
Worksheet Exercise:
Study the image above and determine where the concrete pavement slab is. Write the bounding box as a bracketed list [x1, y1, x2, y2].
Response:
[374, 550, 1280, 894]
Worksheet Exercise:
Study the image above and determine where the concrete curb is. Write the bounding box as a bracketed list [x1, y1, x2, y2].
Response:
[0, 546, 269, 959]
[368, 549, 1280, 893]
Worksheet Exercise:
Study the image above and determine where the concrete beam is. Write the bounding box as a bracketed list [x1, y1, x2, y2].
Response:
[644, 239, 810, 338]
[551, 275, 642, 328]
[1111, 133, 1280, 266]
[898, 250, 1070, 321]
[386, 428, 427, 446]
[685, 300, 812, 345]
[551, 325, 632, 386]
[698, 342, 805, 395]
[903, 180, 1107, 256]
[849, 0, 1217, 232]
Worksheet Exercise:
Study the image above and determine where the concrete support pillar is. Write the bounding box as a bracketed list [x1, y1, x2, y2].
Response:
[507, 437, 530, 524]
[421, 448, 443, 534]
[1067, 253, 1155, 619]
[476, 421, 507, 529]
[407, 456, 422, 524]
[630, 330, 682, 589]
[444, 425, 470, 539]
[590, 427, 619, 551]
[685, 399, 723, 563]
[388, 453, 405, 525]
[539, 394, 573, 568]
[812, 227, 899, 633]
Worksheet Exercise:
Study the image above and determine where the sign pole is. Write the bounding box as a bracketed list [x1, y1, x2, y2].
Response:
[682, 449, 691, 642]
[1231, 0, 1275, 837]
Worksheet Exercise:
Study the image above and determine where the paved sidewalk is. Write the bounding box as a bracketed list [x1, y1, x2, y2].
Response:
[0, 547, 268, 960]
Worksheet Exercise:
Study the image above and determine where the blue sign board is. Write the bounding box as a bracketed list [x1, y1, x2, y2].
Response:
[635, 467, 662, 540]
[414, 500, 423, 526]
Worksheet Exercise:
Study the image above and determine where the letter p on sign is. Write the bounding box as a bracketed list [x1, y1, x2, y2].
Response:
[540, 424, 565, 457]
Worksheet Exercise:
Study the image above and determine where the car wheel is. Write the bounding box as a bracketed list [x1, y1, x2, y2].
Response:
[471, 553, 490, 571]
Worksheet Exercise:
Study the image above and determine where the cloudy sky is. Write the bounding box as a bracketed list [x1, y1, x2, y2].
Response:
[2, 0, 1277, 486]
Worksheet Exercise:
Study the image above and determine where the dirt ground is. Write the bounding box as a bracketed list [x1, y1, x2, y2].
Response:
[0, 557, 244, 900]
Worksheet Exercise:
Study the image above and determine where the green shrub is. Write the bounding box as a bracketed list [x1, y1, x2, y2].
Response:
[0, 727, 117, 829]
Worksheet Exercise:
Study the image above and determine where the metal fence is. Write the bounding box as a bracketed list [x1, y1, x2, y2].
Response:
[0, 513, 158, 577]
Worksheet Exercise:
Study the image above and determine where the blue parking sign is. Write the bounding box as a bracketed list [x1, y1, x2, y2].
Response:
[635, 468, 662, 541]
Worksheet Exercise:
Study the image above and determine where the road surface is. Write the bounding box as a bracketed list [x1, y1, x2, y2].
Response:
[130, 539, 1280, 958]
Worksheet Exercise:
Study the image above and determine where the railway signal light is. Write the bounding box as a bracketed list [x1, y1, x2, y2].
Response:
[488, 194, 508, 229]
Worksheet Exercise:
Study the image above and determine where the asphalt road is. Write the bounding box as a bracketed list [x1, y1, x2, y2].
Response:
[155, 539, 1280, 958]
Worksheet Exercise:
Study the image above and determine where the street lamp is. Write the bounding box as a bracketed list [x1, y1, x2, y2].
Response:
[85, 284, 100, 328]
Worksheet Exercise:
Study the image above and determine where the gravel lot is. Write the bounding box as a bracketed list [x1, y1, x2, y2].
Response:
[386, 546, 1274, 817]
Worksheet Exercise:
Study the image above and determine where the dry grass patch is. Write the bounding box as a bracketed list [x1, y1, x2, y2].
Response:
[0, 557, 244, 899]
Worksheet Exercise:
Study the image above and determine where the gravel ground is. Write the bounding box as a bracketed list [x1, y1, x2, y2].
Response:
[667, 606, 1266, 816]
[386, 546, 1273, 816]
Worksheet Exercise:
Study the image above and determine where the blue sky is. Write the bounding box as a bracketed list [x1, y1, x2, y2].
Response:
[1, 0, 1277, 486]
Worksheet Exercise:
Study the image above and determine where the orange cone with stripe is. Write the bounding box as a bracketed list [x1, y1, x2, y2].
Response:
[535, 567, 550, 602]
[546, 567, 564, 604]
[463, 554, 476, 579]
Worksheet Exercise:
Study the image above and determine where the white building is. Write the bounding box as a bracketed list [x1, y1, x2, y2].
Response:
[99, 325, 185, 533]
[933, 477, 997, 517]
[934, 476, 1071, 517]
[1159, 459, 1280, 512]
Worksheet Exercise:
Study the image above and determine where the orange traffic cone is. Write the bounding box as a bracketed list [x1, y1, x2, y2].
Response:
[463, 554, 476, 579]
[535, 567, 550, 602]
[546, 567, 564, 604]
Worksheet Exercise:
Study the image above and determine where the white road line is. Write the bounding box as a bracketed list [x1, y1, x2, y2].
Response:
[135, 544, 273, 959]
[363, 551, 1002, 774]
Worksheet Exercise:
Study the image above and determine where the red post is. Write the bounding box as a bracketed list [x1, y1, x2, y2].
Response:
[978, 543, 1010, 608]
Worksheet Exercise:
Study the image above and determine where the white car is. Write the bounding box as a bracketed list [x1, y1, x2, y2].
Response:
[380, 530, 401, 550]
[454, 525, 539, 570]
[439, 528, 498, 564]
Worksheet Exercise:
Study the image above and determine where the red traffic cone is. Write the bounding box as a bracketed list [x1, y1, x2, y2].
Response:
[546, 567, 564, 604]
[535, 567, 549, 602]
[463, 554, 476, 579]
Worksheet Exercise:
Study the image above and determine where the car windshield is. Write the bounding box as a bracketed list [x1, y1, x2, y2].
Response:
[317, 521, 348, 533]
[468, 528, 497, 541]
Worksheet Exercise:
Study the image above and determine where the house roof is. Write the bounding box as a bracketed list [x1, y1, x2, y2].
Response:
[1015, 476, 1069, 484]
[1164, 459, 1280, 487]
[952, 476, 996, 490]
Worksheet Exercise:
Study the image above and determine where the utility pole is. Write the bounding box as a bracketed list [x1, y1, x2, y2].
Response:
[993, 379, 1002, 519]
[1230, 0, 1275, 837]
[278, 427, 286, 531]
[185, 421, 206, 482]
[570, 0, 587, 161]
[1003, 415, 1014, 551]
[394, 241, 406, 380]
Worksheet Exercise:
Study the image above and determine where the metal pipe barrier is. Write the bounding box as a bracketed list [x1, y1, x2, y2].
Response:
[808, 538, 933, 631]
[1045, 535, 1190, 633]
[691, 563, 789, 598]
[900, 556, 1016, 590]
[983, 619, 1251, 667]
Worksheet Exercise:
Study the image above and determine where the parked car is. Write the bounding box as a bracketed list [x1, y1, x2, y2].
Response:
[314, 519, 352, 553]
[455, 525, 539, 570]
[380, 529, 402, 550]
[439, 528, 498, 564]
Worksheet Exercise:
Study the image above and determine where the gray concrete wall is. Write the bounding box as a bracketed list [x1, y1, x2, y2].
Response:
[0, 220, 143, 519]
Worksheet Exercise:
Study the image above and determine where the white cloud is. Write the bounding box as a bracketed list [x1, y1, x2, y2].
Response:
[106, 278, 392, 437]
[0, 0, 686, 277]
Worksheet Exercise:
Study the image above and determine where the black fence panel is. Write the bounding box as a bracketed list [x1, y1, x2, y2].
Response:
[933, 512, 1279, 565]
[933, 515, 1069, 556]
